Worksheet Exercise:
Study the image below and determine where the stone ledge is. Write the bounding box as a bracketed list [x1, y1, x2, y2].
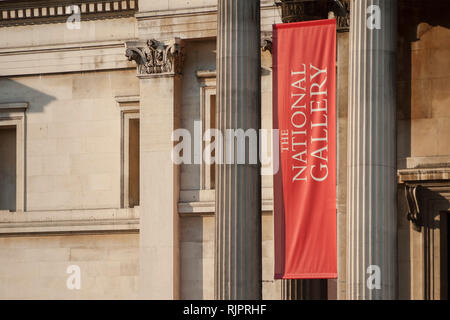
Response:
[0, 102, 29, 111]
[0, 40, 136, 76]
[0, 207, 139, 235]
[178, 201, 215, 216]
[178, 188, 274, 216]
[115, 95, 140, 104]
[398, 167, 450, 183]
[398, 156, 450, 170]
[0, 39, 129, 54]
[196, 70, 216, 79]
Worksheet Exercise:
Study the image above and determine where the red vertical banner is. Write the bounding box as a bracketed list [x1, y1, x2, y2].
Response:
[273, 19, 337, 279]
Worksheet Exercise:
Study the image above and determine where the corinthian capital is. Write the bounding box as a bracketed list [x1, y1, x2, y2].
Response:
[125, 38, 184, 76]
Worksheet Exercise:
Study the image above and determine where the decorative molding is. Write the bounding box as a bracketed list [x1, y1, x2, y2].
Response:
[261, 38, 273, 54]
[398, 168, 450, 183]
[0, 207, 139, 235]
[398, 168, 450, 230]
[335, 0, 350, 32]
[276, 0, 329, 23]
[125, 38, 185, 76]
[275, 0, 349, 32]
[405, 184, 423, 230]
[0, 0, 137, 27]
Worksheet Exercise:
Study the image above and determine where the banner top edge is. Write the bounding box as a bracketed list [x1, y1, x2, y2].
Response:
[273, 18, 336, 30]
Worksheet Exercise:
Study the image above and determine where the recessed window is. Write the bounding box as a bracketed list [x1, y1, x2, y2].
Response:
[209, 94, 216, 189]
[116, 96, 140, 208]
[0, 126, 17, 211]
[128, 118, 140, 208]
[197, 71, 216, 190]
[0, 102, 27, 212]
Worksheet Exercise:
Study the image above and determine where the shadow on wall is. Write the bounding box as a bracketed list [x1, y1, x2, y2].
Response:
[180, 216, 205, 299]
[0, 78, 56, 113]
[398, 183, 450, 300]
[397, 0, 450, 168]
[180, 39, 216, 190]
[0, 78, 56, 211]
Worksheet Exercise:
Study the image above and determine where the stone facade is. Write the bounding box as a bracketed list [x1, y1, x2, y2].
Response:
[0, 0, 449, 300]
[396, 0, 450, 300]
[0, 233, 139, 299]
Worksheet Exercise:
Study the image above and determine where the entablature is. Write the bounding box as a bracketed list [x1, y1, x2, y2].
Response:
[0, 0, 137, 27]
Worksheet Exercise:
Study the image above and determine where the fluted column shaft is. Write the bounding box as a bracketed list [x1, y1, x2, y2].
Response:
[215, 0, 262, 300]
[347, 0, 397, 299]
[282, 280, 328, 300]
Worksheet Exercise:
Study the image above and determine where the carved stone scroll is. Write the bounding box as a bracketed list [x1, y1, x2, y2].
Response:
[125, 38, 184, 76]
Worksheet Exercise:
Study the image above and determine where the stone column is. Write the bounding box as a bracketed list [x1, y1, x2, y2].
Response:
[282, 280, 328, 300]
[126, 39, 184, 299]
[281, 280, 300, 300]
[215, 0, 262, 300]
[347, 0, 397, 299]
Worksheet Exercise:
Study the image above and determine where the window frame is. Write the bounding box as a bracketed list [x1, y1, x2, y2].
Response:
[115, 96, 140, 209]
[197, 71, 216, 190]
[0, 102, 27, 212]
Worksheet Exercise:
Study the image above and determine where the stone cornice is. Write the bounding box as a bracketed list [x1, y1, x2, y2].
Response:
[0, 207, 140, 235]
[398, 167, 450, 183]
[135, 4, 280, 40]
[135, 3, 277, 20]
[196, 70, 216, 79]
[0, 0, 137, 27]
[0, 39, 126, 55]
[0, 40, 135, 76]
[0, 102, 29, 111]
